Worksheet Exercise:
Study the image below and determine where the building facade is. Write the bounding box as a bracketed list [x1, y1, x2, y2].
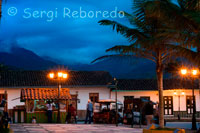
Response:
[0, 71, 112, 122]
[110, 79, 200, 118]
[0, 71, 199, 122]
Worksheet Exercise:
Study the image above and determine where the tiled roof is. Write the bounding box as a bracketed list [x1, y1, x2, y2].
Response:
[116, 79, 199, 91]
[0, 71, 112, 87]
[21, 88, 71, 100]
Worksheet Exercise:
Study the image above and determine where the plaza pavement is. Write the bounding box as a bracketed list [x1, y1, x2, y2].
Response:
[10, 122, 199, 133]
[10, 124, 144, 133]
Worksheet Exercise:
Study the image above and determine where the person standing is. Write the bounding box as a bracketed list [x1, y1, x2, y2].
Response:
[67, 104, 77, 123]
[154, 102, 159, 124]
[85, 99, 93, 124]
[144, 101, 154, 126]
[46, 101, 53, 123]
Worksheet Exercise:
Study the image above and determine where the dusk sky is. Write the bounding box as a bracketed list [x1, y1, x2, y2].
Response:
[0, 0, 132, 65]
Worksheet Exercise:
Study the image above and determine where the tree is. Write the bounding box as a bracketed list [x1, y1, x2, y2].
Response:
[92, 0, 188, 128]
[0, 0, 3, 19]
[147, 0, 200, 65]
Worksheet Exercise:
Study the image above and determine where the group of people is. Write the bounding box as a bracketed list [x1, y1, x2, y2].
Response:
[46, 99, 158, 125]
[45, 101, 77, 123]
[45, 99, 93, 124]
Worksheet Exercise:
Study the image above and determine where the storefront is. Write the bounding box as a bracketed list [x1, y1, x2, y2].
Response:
[18, 88, 72, 123]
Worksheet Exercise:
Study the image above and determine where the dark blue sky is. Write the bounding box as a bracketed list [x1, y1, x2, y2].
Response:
[0, 0, 132, 65]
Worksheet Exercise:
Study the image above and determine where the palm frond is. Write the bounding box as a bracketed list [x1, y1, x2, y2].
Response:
[166, 44, 198, 63]
[178, 0, 200, 11]
[98, 20, 146, 41]
[106, 45, 157, 62]
[91, 54, 137, 64]
[106, 45, 142, 54]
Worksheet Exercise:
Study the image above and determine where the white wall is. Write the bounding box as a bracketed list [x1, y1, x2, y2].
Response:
[69, 87, 110, 110]
[0, 88, 25, 109]
[0, 87, 110, 111]
[164, 90, 200, 112]
[111, 90, 158, 104]
[0, 87, 110, 110]
[1, 87, 200, 113]
[111, 89, 200, 112]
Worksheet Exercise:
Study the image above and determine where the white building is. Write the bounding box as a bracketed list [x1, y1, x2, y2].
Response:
[0, 71, 112, 122]
[0, 71, 199, 122]
[110, 79, 200, 118]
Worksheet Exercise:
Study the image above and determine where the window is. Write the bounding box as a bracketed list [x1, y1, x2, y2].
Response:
[124, 96, 134, 111]
[186, 96, 195, 114]
[89, 93, 99, 103]
[164, 96, 173, 115]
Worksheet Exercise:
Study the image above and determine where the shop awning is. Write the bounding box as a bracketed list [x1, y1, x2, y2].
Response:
[21, 88, 71, 100]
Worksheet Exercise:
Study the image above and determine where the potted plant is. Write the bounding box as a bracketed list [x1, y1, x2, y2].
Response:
[143, 124, 185, 133]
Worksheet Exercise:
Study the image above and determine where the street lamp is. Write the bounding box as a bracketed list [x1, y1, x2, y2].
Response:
[173, 91, 185, 120]
[180, 68, 197, 130]
[48, 71, 68, 123]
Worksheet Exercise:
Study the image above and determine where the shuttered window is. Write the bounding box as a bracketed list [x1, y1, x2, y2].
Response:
[186, 96, 195, 114]
[89, 93, 99, 103]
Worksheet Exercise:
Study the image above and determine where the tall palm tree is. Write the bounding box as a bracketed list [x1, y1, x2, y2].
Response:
[0, 0, 3, 19]
[175, 0, 200, 64]
[146, 0, 200, 63]
[93, 0, 185, 128]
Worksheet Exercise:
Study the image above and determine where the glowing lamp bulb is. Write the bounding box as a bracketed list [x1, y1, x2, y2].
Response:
[192, 69, 198, 76]
[49, 73, 54, 79]
[181, 69, 187, 75]
[58, 72, 63, 77]
[181, 92, 185, 95]
[63, 73, 68, 79]
[174, 92, 177, 95]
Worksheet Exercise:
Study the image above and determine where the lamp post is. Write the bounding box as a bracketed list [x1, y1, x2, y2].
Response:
[114, 78, 118, 127]
[173, 91, 185, 120]
[180, 68, 197, 130]
[49, 72, 68, 123]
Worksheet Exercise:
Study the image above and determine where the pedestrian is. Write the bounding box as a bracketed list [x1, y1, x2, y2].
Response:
[46, 101, 53, 123]
[154, 102, 159, 124]
[85, 99, 93, 124]
[144, 101, 154, 126]
[67, 104, 77, 123]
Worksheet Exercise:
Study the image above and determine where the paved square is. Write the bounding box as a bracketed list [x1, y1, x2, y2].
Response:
[10, 124, 143, 133]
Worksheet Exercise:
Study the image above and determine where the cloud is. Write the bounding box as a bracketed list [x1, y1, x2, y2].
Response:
[0, 0, 132, 64]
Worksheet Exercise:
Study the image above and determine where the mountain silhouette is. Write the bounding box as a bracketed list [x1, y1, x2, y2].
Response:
[0, 47, 57, 70]
[0, 47, 157, 78]
[69, 57, 156, 79]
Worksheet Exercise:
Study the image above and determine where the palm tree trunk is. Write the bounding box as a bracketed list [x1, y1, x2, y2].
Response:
[0, 0, 2, 18]
[156, 51, 164, 128]
[157, 69, 164, 128]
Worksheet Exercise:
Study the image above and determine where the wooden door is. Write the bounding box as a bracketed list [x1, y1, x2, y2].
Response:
[164, 96, 173, 115]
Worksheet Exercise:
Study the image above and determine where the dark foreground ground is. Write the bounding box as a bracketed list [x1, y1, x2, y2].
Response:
[10, 124, 143, 133]
[9, 122, 200, 133]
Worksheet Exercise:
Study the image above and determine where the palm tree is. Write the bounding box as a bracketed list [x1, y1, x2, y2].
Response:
[147, 0, 200, 64]
[92, 0, 185, 128]
[175, 0, 200, 65]
[0, 0, 3, 19]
